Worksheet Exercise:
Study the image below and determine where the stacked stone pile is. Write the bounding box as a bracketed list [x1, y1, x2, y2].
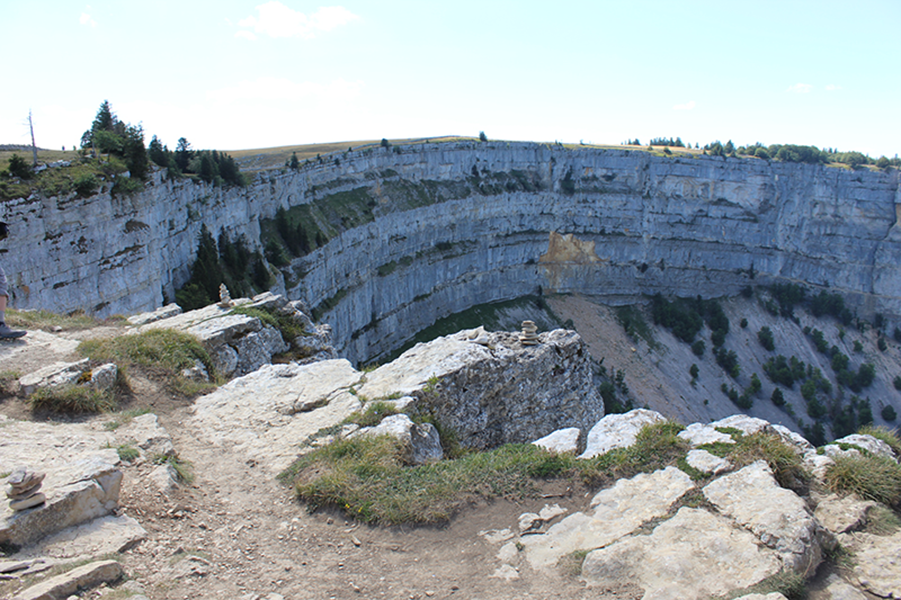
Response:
[518, 320, 539, 345]
[6, 467, 46, 511]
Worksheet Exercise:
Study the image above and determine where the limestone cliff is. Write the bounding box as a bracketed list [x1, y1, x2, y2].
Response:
[2, 142, 899, 365]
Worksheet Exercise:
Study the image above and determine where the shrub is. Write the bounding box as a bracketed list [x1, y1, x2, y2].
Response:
[691, 340, 705, 356]
[884, 405, 898, 422]
[740, 318, 748, 329]
[689, 364, 699, 379]
[825, 454, 901, 506]
[74, 174, 99, 197]
[757, 327, 775, 351]
[7, 154, 32, 179]
[771, 388, 785, 406]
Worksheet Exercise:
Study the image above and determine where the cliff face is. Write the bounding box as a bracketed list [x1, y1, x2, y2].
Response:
[3, 142, 900, 364]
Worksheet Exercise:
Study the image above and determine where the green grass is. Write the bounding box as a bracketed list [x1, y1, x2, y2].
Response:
[103, 407, 153, 431]
[866, 504, 901, 536]
[30, 384, 116, 413]
[153, 453, 195, 484]
[116, 444, 140, 462]
[0, 151, 132, 202]
[699, 431, 808, 491]
[79, 329, 216, 397]
[281, 420, 690, 525]
[344, 401, 402, 428]
[825, 454, 901, 507]
[717, 569, 806, 600]
[232, 305, 309, 342]
[6, 308, 113, 331]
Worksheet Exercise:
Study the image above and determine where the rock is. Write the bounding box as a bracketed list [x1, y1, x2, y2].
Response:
[820, 573, 867, 600]
[1, 421, 122, 547]
[581, 507, 781, 599]
[519, 320, 539, 345]
[685, 449, 731, 475]
[9, 493, 46, 511]
[678, 423, 736, 446]
[88, 363, 117, 391]
[18, 359, 90, 396]
[188, 360, 363, 475]
[169, 554, 211, 579]
[11, 559, 123, 600]
[478, 529, 515, 545]
[814, 494, 876, 535]
[845, 530, 901, 598]
[119, 413, 175, 460]
[20, 515, 146, 562]
[522, 466, 694, 568]
[497, 541, 519, 564]
[490, 564, 519, 580]
[771, 424, 815, 455]
[707, 414, 772, 436]
[538, 504, 567, 522]
[578, 409, 665, 459]
[702, 461, 827, 574]
[126, 303, 182, 326]
[518, 513, 542, 534]
[825, 434, 898, 461]
[733, 595, 789, 600]
[357, 329, 602, 450]
[354, 414, 443, 465]
[149, 464, 179, 494]
[532, 427, 581, 454]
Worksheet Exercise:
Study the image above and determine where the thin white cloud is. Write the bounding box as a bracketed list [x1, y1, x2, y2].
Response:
[787, 83, 812, 94]
[207, 77, 363, 102]
[237, 2, 359, 39]
[673, 100, 696, 111]
[826, 84, 841, 91]
[235, 30, 257, 41]
[79, 12, 97, 27]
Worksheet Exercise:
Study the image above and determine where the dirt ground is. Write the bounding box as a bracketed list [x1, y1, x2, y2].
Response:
[0, 325, 643, 600]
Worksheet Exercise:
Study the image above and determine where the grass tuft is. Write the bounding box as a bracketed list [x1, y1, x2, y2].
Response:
[825, 454, 901, 507]
[79, 329, 215, 397]
[153, 453, 195, 484]
[6, 308, 112, 331]
[117, 444, 140, 462]
[577, 421, 688, 487]
[30, 384, 116, 413]
[722, 432, 808, 490]
[857, 425, 901, 457]
[865, 504, 901, 535]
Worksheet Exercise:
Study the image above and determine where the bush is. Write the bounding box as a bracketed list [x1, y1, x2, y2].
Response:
[740, 318, 748, 329]
[691, 340, 705, 356]
[758, 327, 775, 351]
[883, 405, 898, 422]
[74, 174, 99, 198]
[7, 154, 32, 179]
[689, 364, 699, 379]
[771, 388, 785, 406]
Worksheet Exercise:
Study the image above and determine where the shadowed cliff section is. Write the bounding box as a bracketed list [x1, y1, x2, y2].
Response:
[2, 141, 900, 364]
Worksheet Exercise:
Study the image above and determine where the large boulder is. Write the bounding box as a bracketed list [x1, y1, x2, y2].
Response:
[578, 409, 666, 459]
[357, 328, 602, 449]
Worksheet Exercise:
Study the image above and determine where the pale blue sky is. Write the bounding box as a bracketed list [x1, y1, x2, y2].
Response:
[3, 1, 899, 157]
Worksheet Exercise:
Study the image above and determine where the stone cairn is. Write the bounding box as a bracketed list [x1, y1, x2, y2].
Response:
[519, 321, 540, 346]
[6, 466, 46, 511]
[218, 283, 232, 308]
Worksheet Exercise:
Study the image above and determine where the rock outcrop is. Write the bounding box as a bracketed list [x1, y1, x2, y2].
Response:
[2, 142, 899, 365]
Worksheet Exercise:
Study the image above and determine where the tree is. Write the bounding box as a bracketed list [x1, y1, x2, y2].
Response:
[175, 137, 193, 171]
[7, 154, 32, 179]
[479, 131, 488, 142]
[289, 152, 299, 170]
[148, 135, 169, 167]
[122, 124, 148, 179]
[380, 138, 390, 148]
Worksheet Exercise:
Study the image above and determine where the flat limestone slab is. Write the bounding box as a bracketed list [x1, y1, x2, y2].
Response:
[582, 507, 781, 600]
[188, 360, 363, 475]
[522, 466, 694, 568]
[12, 559, 123, 600]
[703, 461, 825, 574]
[846, 530, 901, 599]
[1, 420, 122, 547]
[18, 515, 146, 563]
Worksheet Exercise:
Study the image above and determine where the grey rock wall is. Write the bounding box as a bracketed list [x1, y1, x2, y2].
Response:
[2, 142, 899, 365]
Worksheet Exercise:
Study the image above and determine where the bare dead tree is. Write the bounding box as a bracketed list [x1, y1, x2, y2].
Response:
[28, 110, 38, 166]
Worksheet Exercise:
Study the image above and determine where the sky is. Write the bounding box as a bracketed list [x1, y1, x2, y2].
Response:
[3, 1, 900, 157]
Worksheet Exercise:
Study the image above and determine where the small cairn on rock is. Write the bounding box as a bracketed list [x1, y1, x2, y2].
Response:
[6, 466, 46, 511]
[218, 283, 232, 308]
[519, 320, 540, 346]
